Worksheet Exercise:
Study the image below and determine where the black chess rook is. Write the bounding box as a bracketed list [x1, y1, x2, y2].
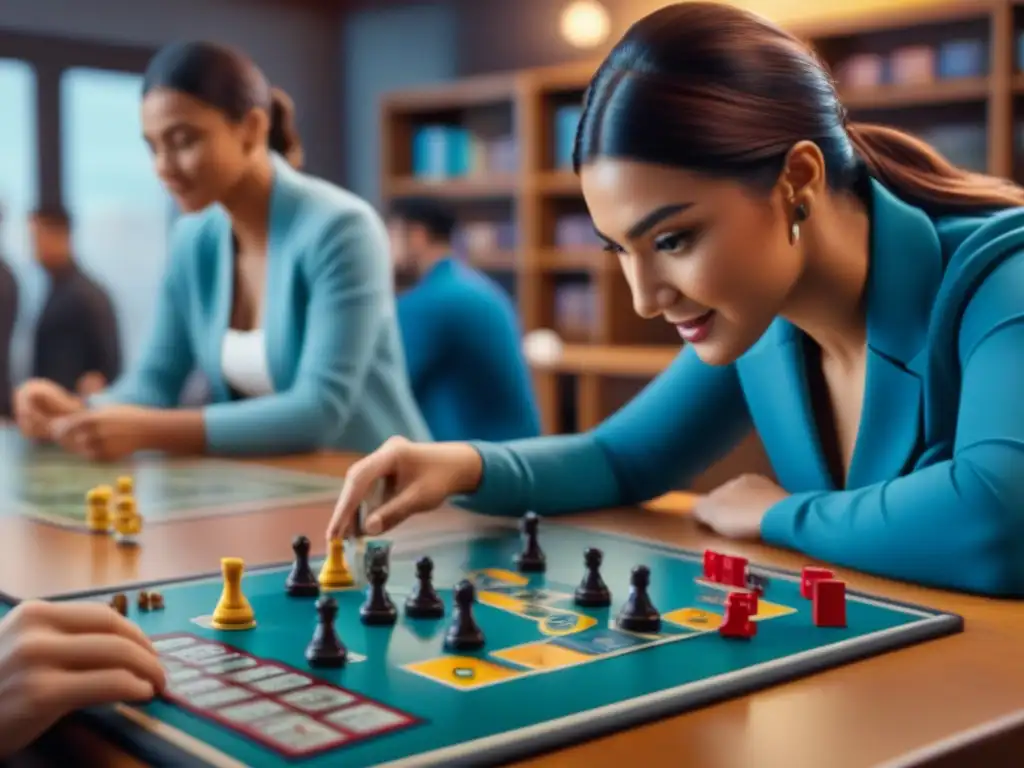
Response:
[306, 596, 347, 668]
[513, 511, 546, 572]
[574, 547, 612, 607]
[616, 564, 661, 633]
[359, 555, 398, 625]
[286, 534, 320, 597]
[405, 556, 445, 619]
[444, 579, 485, 651]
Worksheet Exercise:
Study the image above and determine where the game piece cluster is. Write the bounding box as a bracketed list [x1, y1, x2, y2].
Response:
[198, 515, 848, 680]
[109, 589, 164, 616]
[86, 475, 142, 544]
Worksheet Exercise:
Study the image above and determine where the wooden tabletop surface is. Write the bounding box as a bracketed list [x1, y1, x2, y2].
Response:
[4, 451, 1023, 767]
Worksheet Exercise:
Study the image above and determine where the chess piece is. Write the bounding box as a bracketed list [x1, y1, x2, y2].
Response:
[149, 592, 165, 610]
[574, 547, 611, 607]
[359, 554, 398, 625]
[116, 475, 134, 497]
[319, 538, 354, 589]
[137, 591, 152, 611]
[286, 535, 320, 597]
[616, 565, 660, 633]
[513, 511, 546, 572]
[306, 596, 347, 668]
[405, 556, 445, 619]
[444, 580, 485, 651]
[211, 557, 256, 630]
[85, 486, 112, 534]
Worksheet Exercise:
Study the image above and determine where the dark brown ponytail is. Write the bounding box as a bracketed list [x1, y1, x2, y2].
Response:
[269, 87, 305, 170]
[575, 2, 1024, 217]
[846, 121, 1024, 212]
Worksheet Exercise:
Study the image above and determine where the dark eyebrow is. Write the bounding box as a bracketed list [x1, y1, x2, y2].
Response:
[625, 203, 692, 240]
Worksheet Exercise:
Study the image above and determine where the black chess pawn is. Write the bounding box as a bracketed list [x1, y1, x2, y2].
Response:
[305, 596, 347, 668]
[286, 535, 320, 597]
[405, 556, 445, 619]
[574, 547, 611, 607]
[513, 511, 546, 572]
[616, 565, 661, 633]
[444, 579, 485, 651]
[359, 556, 398, 625]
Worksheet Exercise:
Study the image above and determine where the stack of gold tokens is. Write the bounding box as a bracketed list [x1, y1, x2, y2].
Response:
[85, 475, 142, 544]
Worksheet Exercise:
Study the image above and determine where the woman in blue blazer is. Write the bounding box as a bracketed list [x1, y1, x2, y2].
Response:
[327, 3, 1024, 596]
[13, 41, 430, 459]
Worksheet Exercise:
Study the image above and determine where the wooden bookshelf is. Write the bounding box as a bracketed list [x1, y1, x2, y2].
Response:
[379, 0, 1024, 489]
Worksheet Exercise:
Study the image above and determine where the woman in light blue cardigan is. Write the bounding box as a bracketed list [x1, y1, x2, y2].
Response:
[12, 42, 430, 460]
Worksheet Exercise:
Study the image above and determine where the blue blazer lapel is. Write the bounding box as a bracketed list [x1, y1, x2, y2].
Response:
[262, 154, 303, 392]
[738, 321, 834, 491]
[845, 181, 944, 487]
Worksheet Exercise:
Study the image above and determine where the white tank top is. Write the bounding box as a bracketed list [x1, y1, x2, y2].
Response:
[221, 328, 274, 397]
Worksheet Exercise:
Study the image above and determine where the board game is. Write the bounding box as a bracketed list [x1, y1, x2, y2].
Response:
[0, 427, 342, 530]
[1, 519, 963, 768]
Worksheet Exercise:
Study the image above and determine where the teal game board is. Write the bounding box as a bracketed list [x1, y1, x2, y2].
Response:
[1, 521, 962, 767]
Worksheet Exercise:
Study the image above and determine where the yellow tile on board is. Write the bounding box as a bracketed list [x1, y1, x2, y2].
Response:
[663, 607, 723, 631]
[493, 641, 592, 670]
[753, 599, 797, 621]
[404, 655, 522, 689]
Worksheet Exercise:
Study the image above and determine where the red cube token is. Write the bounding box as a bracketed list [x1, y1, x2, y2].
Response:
[720, 555, 748, 588]
[812, 579, 846, 627]
[800, 566, 834, 599]
[703, 550, 723, 582]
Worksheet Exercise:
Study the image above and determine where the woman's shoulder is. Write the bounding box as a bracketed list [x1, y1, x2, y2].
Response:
[281, 165, 385, 237]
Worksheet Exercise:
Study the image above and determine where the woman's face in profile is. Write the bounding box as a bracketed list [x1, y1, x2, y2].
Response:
[579, 158, 805, 365]
[141, 89, 254, 212]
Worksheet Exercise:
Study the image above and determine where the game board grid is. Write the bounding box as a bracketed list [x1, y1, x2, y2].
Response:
[153, 631, 422, 759]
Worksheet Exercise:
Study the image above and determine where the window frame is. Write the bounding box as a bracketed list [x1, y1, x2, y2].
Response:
[0, 30, 156, 210]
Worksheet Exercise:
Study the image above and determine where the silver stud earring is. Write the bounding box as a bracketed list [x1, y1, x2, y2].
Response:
[790, 221, 800, 244]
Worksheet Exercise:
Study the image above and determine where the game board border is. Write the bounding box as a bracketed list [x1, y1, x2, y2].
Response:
[2, 522, 966, 768]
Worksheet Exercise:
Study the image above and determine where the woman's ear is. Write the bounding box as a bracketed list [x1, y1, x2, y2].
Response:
[239, 107, 270, 157]
[779, 140, 826, 205]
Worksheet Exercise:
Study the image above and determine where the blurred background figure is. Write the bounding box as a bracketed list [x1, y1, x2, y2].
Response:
[29, 205, 120, 398]
[388, 197, 541, 442]
[0, 207, 16, 419]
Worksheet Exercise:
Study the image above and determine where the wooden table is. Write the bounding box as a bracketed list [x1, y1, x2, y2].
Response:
[5, 452, 1023, 767]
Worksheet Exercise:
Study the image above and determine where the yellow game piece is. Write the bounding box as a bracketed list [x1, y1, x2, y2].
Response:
[85, 486, 112, 533]
[211, 557, 256, 630]
[116, 476, 133, 495]
[319, 539, 354, 589]
[113, 497, 142, 542]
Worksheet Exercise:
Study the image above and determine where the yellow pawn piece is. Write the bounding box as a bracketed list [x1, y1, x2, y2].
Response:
[319, 538, 354, 589]
[116, 475, 133, 494]
[211, 557, 256, 630]
[112, 497, 142, 544]
[85, 486, 113, 533]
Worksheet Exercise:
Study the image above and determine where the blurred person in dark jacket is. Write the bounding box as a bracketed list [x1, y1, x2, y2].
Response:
[29, 206, 121, 397]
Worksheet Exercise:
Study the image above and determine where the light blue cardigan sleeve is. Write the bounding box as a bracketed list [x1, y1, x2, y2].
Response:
[458, 344, 753, 514]
[760, 252, 1024, 596]
[201, 207, 392, 455]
